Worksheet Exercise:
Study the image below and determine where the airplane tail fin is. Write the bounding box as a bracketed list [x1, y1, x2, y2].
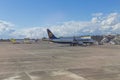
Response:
[47, 29, 57, 39]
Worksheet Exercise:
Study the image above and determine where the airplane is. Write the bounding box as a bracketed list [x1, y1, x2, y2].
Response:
[47, 29, 95, 46]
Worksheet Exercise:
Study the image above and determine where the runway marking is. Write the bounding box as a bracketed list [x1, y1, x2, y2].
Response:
[21, 70, 88, 80]
[51, 70, 88, 80]
[24, 72, 32, 80]
[3, 75, 21, 80]
[3, 72, 32, 80]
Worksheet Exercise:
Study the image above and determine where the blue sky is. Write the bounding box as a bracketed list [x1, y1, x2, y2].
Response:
[0, 0, 119, 28]
[0, 0, 120, 38]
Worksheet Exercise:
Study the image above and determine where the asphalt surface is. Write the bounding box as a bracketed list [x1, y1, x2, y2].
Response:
[0, 41, 120, 80]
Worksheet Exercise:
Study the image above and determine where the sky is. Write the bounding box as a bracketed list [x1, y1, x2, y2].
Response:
[0, 0, 120, 38]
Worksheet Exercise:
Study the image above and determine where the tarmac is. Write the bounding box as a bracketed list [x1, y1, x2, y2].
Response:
[0, 41, 120, 80]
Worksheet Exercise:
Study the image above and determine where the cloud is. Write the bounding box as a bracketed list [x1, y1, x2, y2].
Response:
[12, 12, 120, 38]
[12, 27, 47, 39]
[0, 20, 15, 38]
[1, 12, 120, 39]
[11, 21, 93, 39]
[101, 13, 120, 26]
